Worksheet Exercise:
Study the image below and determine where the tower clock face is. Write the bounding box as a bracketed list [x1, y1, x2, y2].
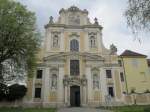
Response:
[68, 13, 80, 25]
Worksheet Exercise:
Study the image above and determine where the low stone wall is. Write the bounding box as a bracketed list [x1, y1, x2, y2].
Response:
[124, 93, 150, 105]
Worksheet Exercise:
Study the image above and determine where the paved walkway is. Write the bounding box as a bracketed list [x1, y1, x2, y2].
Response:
[57, 107, 113, 112]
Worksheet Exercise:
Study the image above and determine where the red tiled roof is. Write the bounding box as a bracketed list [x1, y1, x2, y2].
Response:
[120, 50, 147, 57]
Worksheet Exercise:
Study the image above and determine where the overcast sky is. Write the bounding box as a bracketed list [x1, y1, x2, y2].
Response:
[18, 0, 150, 57]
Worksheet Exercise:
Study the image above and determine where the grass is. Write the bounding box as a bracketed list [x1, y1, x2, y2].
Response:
[113, 105, 150, 112]
[0, 107, 56, 112]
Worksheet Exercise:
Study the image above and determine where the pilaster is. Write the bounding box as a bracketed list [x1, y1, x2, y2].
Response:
[100, 68, 107, 103]
[43, 67, 50, 102]
[57, 66, 64, 105]
[86, 66, 92, 104]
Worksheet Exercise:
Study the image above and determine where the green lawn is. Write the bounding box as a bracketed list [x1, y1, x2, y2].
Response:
[113, 105, 150, 112]
[0, 108, 56, 112]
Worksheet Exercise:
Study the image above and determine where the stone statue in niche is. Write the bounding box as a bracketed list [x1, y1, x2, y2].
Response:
[51, 74, 57, 89]
[53, 35, 59, 47]
[93, 74, 99, 89]
[63, 75, 69, 86]
[110, 44, 117, 54]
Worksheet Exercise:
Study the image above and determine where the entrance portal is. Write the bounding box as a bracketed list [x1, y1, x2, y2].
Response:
[70, 86, 80, 107]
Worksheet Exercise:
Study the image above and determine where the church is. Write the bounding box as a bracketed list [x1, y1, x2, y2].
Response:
[24, 6, 150, 107]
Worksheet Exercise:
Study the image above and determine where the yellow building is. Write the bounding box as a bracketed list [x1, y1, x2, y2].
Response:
[119, 50, 150, 104]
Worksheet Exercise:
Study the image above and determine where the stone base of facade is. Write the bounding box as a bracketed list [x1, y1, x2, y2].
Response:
[23, 101, 65, 108]
[1, 94, 150, 108]
[23, 101, 150, 108]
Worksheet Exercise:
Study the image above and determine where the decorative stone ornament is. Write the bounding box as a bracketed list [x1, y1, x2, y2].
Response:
[110, 44, 117, 54]
[63, 75, 69, 86]
[49, 16, 54, 24]
[81, 74, 87, 86]
[94, 17, 99, 25]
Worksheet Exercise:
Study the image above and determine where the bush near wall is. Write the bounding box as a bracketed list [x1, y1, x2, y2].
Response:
[0, 83, 27, 101]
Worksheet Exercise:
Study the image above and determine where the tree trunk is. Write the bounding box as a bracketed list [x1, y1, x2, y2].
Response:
[0, 63, 4, 83]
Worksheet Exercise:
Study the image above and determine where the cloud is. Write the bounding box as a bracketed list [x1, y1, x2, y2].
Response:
[18, 0, 150, 57]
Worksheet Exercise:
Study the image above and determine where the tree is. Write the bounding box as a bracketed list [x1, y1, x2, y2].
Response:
[125, 0, 150, 35]
[0, 83, 8, 101]
[0, 0, 40, 81]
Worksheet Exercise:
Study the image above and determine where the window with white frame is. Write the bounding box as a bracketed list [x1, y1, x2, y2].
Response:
[90, 36, 96, 48]
[88, 32, 97, 48]
[36, 70, 42, 79]
[34, 88, 41, 98]
[106, 70, 112, 78]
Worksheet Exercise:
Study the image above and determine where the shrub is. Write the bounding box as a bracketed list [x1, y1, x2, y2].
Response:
[0, 83, 8, 101]
[6, 84, 27, 101]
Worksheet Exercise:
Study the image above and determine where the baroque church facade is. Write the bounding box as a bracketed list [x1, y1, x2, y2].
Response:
[24, 6, 150, 107]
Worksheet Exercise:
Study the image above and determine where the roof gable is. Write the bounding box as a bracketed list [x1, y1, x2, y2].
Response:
[120, 50, 147, 57]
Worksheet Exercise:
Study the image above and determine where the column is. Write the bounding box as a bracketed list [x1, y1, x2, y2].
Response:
[82, 75, 87, 106]
[64, 86, 68, 105]
[83, 85, 87, 106]
[64, 75, 69, 106]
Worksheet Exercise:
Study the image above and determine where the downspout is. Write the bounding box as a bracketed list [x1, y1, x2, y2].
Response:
[121, 57, 129, 94]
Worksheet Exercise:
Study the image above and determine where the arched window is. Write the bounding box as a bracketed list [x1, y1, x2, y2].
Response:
[52, 35, 59, 48]
[90, 36, 96, 48]
[70, 39, 79, 51]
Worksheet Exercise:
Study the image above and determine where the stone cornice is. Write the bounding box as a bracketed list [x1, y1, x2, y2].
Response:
[45, 24, 103, 30]
[103, 63, 120, 67]
[43, 52, 104, 61]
